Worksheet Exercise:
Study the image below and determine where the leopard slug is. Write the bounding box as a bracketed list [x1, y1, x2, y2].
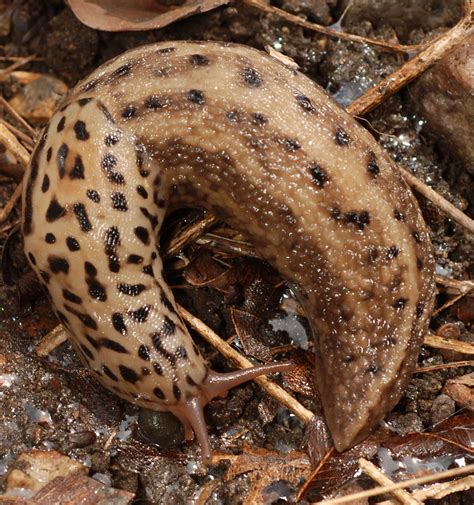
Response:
[22, 41, 435, 462]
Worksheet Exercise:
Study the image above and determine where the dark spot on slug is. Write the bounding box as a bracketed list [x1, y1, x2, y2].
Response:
[103, 365, 118, 381]
[153, 387, 165, 399]
[117, 283, 146, 296]
[367, 247, 379, 264]
[344, 210, 370, 230]
[296, 93, 315, 113]
[136, 186, 147, 201]
[45, 233, 56, 244]
[153, 362, 163, 375]
[40, 270, 50, 283]
[80, 344, 94, 361]
[105, 226, 120, 273]
[282, 138, 300, 152]
[46, 198, 66, 222]
[129, 305, 151, 323]
[105, 131, 121, 146]
[111, 192, 128, 211]
[140, 207, 158, 228]
[112, 63, 132, 77]
[73, 203, 92, 232]
[251, 112, 268, 126]
[335, 126, 350, 146]
[102, 155, 125, 184]
[394, 210, 405, 222]
[46, 147, 52, 162]
[56, 117, 65, 132]
[84, 261, 97, 276]
[57, 143, 68, 178]
[416, 302, 424, 317]
[366, 363, 378, 375]
[121, 104, 136, 119]
[66, 236, 80, 251]
[142, 367, 150, 376]
[111, 312, 127, 335]
[175, 346, 188, 360]
[186, 375, 197, 386]
[367, 153, 380, 177]
[412, 231, 422, 244]
[78, 97, 92, 106]
[119, 365, 138, 384]
[186, 89, 205, 105]
[70, 155, 85, 180]
[160, 292, 175, 313]
[162, 316, 176, 338]
[309, 162, 329, 187]
[190, 54, 210, 66]
[88, 279, 107, 301]
[157, 47, 175, 53]
[145, 95, 164, 110]
[142, 265, 153, 276]
[28, 252, 36, 265]
[86, 189, 100, 203]
[41, 174, 50, 193]
[393, 298, 408, 311]
[417, 257, 424, 270]
[48, 256, 69, 274]
[226, 109, 240, 122]
[63, 289, 82, 304]
[82, 78, 100, 92]
[134, 226, 150, 245]
[386, 246, 399, 260]
[242, 66, 262, 87]
[101, 339, 128, 353]
[138, 344, 150, 361]
[127, 254, 143, 264]
[97, 101, 115, 123]
[64, 304, 97, 330]
[74, 120, 90, 141]
[173, 384, 181, 401]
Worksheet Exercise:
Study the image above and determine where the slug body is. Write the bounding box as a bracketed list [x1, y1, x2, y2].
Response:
[22, 41, 435, 459]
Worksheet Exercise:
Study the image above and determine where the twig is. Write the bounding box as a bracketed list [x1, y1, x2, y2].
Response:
[358, 458, 421, 505]
[163, 214, 218, 259]
[416, 360, 474, 373]
[316, 462, 474, 504]
[0, 95, 36, 137]
[0, 54, 36, 81]
[35, 324, 67, 357]
[400, 167, 474, 234]
[424, 333, 474, 355]
[0, 182, 22, 224]
[347, 0, 474, 116]
[0, 117, 35, 149]
[0, 122, 30, 167]
[436, 275, 474, 295]
[243, 0, 419, 54]
[177, 303, 314, 424]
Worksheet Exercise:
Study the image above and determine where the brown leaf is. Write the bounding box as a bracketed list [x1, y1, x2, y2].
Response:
[383, 412, 474, 460]
[216, 447, 311, 504]
[284, 350, 319, 398]
[183, 249, 227, 287]
[231, 308, 273, 361]
[298, 435, 381, 501]
[67, 0, 230, 32]
[444, 373, 474, 410]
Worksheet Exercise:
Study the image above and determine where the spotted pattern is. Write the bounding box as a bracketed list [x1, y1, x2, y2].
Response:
[21, 41, 435, 458]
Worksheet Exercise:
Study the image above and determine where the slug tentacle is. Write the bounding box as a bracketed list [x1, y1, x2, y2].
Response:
[170, 362, 295, 462]
[22, 41, 435, 458]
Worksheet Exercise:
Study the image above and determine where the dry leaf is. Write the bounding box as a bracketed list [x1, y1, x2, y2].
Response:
[67, 0, 230, 32]
[217, 447, 311, 504]
[444, 373, 474, 411]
